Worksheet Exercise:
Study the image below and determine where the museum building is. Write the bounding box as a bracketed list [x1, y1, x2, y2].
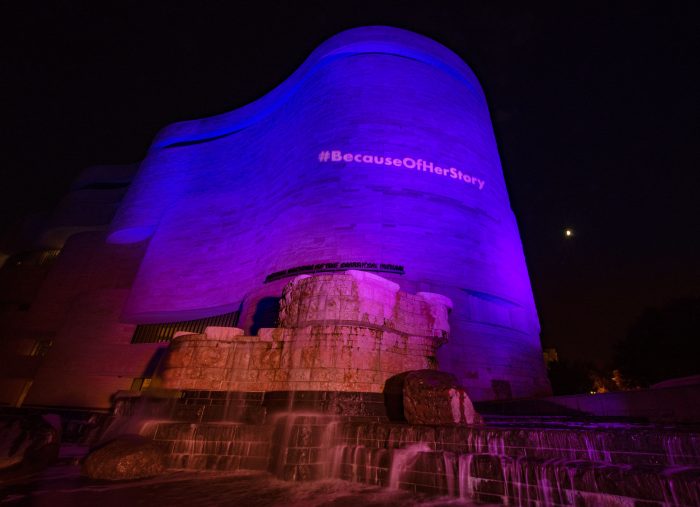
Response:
[0, 27, 550, 409]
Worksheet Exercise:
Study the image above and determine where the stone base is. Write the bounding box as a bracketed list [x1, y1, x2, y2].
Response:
[114, 390, 391, 425]
[158, 325, 440, 393]
[155, 271, 453, 393]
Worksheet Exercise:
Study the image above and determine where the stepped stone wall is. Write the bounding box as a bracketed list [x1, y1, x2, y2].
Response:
[157, 271, 452, 393]
[142, 417, 700, 505]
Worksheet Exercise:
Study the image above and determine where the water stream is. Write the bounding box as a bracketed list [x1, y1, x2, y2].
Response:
[135, 413, 700, 506]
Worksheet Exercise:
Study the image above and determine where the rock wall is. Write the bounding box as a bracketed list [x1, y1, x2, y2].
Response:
[279, 271, 452, 339]
[157, 271, 452, 393]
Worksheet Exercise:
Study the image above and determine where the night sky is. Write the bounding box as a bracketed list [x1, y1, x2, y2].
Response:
[2, 1, 698, 367]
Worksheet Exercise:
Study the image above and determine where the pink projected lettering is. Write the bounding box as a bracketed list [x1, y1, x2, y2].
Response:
[319, 150, 486, 190]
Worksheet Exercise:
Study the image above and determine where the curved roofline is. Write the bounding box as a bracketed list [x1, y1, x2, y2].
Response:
[151, 26, 484, 150]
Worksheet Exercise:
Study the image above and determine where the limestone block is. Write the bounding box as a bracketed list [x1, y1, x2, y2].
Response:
[277, 271, 451, 339]
[203, 326, 245, 340]
[201, 368, 227, 382]
[232, 350, 252, 369]
[259, 369, 277, 382]
[416, 292, 453, 339]
[195, 344, 227, 368]
[276, 371, 292, 385]
[257, 328, 274, 342]
[156, 272, 454, 393]
[403, 370, 482, 425]
[240, 369, 259, 382]
[249, 347, 281, 370]
[288, 368, 312, 382]
[278, 275, 312, 326]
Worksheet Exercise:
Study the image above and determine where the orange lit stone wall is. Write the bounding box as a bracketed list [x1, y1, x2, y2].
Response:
[157, 272, 452, 393]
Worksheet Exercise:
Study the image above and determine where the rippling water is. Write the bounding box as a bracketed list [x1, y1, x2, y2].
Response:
[1, 466, 488, 507]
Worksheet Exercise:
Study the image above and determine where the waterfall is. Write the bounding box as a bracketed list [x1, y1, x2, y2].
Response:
[457, 454, 476, 499]
[137, 414, 700, 505]
[388, 443, 432, 489]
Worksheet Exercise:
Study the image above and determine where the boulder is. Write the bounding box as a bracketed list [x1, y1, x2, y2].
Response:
[403, 370, 482, 425]
[0, 414, 60, 479]
[82, 435, 166, 480]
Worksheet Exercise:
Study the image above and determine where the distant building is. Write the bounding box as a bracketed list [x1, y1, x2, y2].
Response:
[0, 27, 550, 409]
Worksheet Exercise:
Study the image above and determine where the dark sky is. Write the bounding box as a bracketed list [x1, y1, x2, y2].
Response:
[2, 1, 698, 366]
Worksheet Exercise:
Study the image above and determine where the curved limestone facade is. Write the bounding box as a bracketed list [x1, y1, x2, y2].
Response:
[107, 26, 549, 400]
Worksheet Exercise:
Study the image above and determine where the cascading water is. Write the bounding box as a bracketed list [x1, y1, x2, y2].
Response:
[388, 443, 432, 489]
[443, 452, 456, 497]
[458, 454, 477, 500]
[136, 413, 700, 506]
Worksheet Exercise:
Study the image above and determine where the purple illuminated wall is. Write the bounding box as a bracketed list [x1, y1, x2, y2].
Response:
[108, 27, 550, 400]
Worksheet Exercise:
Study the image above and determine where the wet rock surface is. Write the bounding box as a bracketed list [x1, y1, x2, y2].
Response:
[81, 435, 166, 480]
[156, 271, 452, 394]
[403, 370, 482, 425]
[0, 414, 60, 479]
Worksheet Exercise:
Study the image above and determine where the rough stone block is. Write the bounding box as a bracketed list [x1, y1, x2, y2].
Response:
[81, 435, 166, 480]
[403, 370, 482, 425]
[203, 326, 245, 340]
[156, 272, 452, 393]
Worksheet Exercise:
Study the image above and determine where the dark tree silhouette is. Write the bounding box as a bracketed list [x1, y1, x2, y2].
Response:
[547, 360, 597, 395]
[614, 297, 700, 386]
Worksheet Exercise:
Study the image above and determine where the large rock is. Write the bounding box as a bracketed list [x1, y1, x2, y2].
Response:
[403, 370, 482, 425]
[82, 435, 166, 480]
[156, 271, 453, 393]
[0, 414, 60, 479]
[278, 271, 453, 339]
